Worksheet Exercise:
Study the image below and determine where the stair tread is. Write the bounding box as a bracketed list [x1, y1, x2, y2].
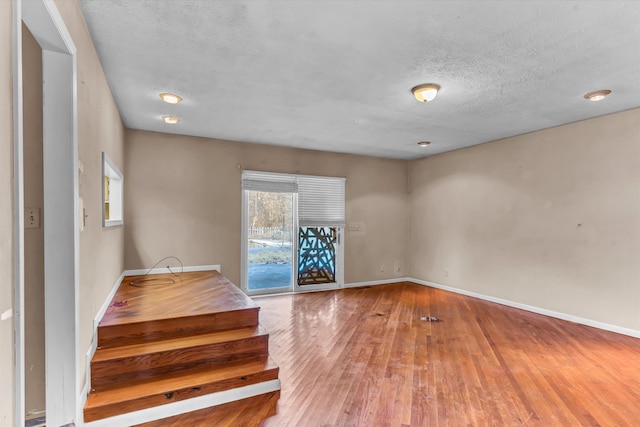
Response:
[96, 309, 260, 349]
[85, 356, 279, 408]
[93, 326, 267, 362]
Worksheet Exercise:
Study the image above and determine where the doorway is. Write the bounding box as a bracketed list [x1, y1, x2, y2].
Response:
[15, 1, 79, 425]
[22, 22, 46, 424]
[245, 189, 295, 294]
[241, 171, 345, 295]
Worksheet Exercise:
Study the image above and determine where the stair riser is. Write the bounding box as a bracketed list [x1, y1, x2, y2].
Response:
[84, 366, 279, 422]
[97, 309, 259, 348]
[132, 390, 281, 427]
[91, 336, 269, 390]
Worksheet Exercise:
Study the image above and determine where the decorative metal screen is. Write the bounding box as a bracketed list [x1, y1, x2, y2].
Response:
[297, 227, 336, 285]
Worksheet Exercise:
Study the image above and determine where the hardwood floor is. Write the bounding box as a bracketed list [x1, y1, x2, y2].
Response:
[243, 282, 640, 426]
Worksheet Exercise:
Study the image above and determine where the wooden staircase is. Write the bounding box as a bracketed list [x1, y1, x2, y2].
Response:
[83, 270, 280, 425]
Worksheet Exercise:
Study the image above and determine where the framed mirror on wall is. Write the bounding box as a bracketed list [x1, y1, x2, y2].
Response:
[102, 152, 123, 227]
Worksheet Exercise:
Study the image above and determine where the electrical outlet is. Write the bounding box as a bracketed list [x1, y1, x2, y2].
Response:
[445, 270, 449, 278]
[380, 264, 385, 272]
[25, 208, 40, 229]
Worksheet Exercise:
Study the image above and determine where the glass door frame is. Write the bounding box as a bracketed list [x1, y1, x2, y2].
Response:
[241, 188, 298, 296]
[241, 190, 344, 296]
[293, 226, 344, 293]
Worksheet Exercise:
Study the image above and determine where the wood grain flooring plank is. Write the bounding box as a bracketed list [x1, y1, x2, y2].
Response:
[241, 283, 640, 426]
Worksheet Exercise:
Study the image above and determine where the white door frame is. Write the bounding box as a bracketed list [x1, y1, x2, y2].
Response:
[13, 0, 79, 425]
[241, 189, 344, 296]
[241, 189, 298, 296]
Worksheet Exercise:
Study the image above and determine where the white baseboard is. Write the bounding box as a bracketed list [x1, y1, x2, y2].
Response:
[124, 264, 221, 276]
[94, 272, 125, 332]
[82, 379, 281, 427]
[343, 277, 408, 289]
[409, 277, 640, 339]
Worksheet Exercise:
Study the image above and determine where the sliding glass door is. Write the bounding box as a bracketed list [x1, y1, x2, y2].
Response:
[245, 190, 295, 294]
[242, 171, 345, 295]
[297, 226, 341, 287]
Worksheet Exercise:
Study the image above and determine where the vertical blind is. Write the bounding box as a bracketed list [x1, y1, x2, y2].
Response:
[242, 171, 345, 227]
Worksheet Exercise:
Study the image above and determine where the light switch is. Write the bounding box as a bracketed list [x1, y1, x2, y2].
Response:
[25, 208, 40, 229]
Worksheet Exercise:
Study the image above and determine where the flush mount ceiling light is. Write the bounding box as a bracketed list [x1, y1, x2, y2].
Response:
[159, 92, 183, 104]
[412, 84, 440, 103]
[162, 115, 180, 124]
[584, 89, 611, 102]
[417, 141, 431, 147]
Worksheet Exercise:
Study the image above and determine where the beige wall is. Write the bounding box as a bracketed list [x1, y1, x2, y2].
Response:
[408, 109, 640, 331]
[124, 130, 408, 286]
[52, 0, 126, 389]
[0, 1, 14, 425]
[125, 111, 640, 333]
[22, 24, 45, 417]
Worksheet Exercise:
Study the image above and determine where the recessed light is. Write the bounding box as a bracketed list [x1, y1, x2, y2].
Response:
[584, 89, 611, 102]
[417, 141, 431, 147]
[412, 84, 440, 103]
[162, 115, 180, 124]
[160, 92, 183, 104]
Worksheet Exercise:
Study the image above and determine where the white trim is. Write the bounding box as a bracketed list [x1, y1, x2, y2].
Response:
[240, 189, 249, 292]
[82, 379, 281, 427]
[342, 277, 407, 289]
[409, 278, 640, 339]
[93, 273, 125, 331]
[12, 1, 25, 426]
[42, 47, 79, 427]
[123, 264, 220, 276]
[101, 152, 123, 227]
[16, 1, 80, 425]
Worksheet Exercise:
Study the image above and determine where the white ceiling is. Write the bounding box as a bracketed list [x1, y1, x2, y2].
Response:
[77, 0, 640, 160]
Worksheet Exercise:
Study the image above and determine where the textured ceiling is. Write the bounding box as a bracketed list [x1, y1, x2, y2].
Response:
[77, 0, 640, 160]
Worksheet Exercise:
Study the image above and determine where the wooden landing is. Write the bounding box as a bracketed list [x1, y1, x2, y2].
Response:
[98, 270, 259, 348]
[84, 270, 279, 424]
[101, 271, 256, 325]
